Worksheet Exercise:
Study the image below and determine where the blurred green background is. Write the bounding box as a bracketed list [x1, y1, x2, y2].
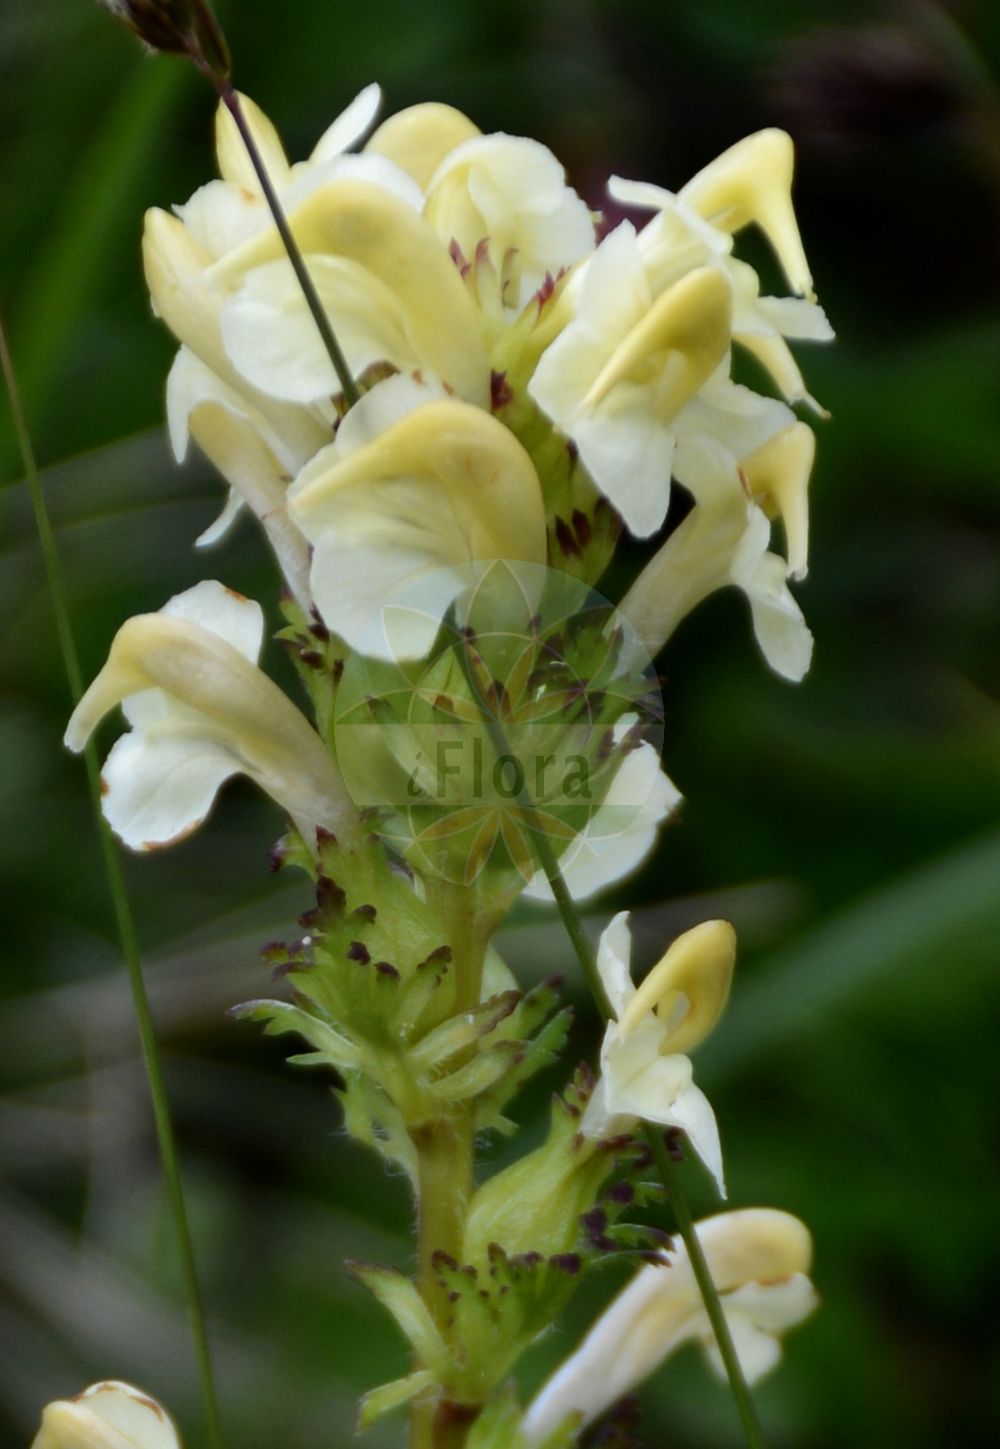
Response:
[2, 0, 1000, 1445]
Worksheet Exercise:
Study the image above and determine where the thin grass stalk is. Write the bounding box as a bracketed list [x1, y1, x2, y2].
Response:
[0, 309, 224, 1449]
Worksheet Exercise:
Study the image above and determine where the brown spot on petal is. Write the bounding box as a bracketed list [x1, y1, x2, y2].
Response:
[99, 775, 110, 796]
[224, 586, 250, 603]
[142, 818, 202, 851]
[75, 1387, 165, 1420]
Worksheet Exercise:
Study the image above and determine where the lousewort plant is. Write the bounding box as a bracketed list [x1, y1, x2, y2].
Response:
[24, 4, 833, 1446]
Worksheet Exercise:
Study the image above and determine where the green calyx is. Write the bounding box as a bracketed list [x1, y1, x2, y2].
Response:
[353, 1072, 656, 1427]
[236, 834, 571, 1178]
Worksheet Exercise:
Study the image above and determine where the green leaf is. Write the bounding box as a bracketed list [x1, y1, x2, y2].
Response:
[476, 1009, 572, 1129]
[358, 1368, 436, 1430]
[409, 990, 519, 1072]
[338, 1070, 418, 1186]
[430, 1040, 524, 1103]
[233, 998, 363, 1071]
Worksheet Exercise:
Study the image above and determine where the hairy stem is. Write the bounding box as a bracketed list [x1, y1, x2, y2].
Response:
[0, 311, 224, 1449]
[410, 882, 489, 1449]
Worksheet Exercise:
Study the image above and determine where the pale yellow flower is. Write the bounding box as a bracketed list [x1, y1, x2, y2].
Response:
[529, 222, 732, 537]
[31, 1381, 180, 1449]
[582, 912, 736, 1193]
[166, 346, 311, 606]
[365, 101, 482, 189]
[424, 133, 596, 310]
[608, 130, 833, 411]
[620, 435, 814, 681]
[523, 1209, 817, 1442]
[287, 375, 546, 659]
[208, 177, 490, 407]
[65, 581, 357, 850]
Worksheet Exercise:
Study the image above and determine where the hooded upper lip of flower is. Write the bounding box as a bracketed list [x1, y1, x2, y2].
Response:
[522, 1208, 817, 1443]
[581, 910, 735, 1194]
[527, 220, 734, 539]
[608, 171, 834, 414]
[31, 1379, 181, 1449]
[64, 580, 358, 851]
[525, 126, 827, 544]
[363, 100, 483, 190]
[285, 372, 547, 660]
[204, 174, 491, 408]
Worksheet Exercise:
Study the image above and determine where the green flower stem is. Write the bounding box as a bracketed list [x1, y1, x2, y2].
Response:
[410, 1110, 474, 1449]
[534, 857, 768, 1449]
[0, 312, 224, 1449]
[411, 880, 490, 1449]
[643, 1127, 768, 1449]
[535, 851, 769, 1449]
[452, 628, 769, 1449]
[216, 83, 361, 409]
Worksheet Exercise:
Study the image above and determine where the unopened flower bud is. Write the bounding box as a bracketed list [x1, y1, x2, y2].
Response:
[101, 0, 231, 84]
[31, 1380, 180, 1449]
